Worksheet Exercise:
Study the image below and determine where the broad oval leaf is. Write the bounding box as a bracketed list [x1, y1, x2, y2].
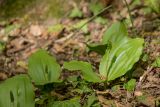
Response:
[102, 21, 128, 45]
[99, 38, 144, 81]
[47, 97, 81, 107]
[0, 74, 35, 107]
[28, 50, 61, 85]
[63, 60, 102, 82]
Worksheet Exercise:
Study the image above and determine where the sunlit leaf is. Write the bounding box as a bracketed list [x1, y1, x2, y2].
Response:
[28, 49, 61, 85]
[99, 38, 144, 81]
[102, 21, 128, 45]
[63, 61, 102, 82]
[0, 74, 35, 107]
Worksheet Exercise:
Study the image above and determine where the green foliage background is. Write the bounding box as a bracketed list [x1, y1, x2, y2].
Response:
[0, 0, 71, 20]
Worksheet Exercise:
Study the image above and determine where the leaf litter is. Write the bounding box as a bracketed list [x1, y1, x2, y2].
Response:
[0, 0, 160, 106]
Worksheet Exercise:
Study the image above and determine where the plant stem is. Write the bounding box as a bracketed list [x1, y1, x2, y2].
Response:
[123, 0, 134, 27]
[79, 5, 112, 29]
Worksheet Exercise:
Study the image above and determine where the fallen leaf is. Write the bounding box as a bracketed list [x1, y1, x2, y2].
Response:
[134, 91, 143, 96]
[30, 25, 42, 36]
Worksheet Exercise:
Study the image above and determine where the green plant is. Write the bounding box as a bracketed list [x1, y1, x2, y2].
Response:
[4, 24, 20, 35]
[99, 38, 144, 81]
[94, 17, 108, 25]
[73, 20, 89, 33]
[69, 6, 83, 18]
[63, 61, 102, 82]
[124, 79, 136, 91]
[86, 43, 108, 55]
[65, 21, 144, 82]
[0, 75, 35, 107]
[146, 0, 160, 13]
[89, 1, 104, 16]
[152, 56, 160, 67]
[83, 93, 100, 107]
[0, 21, 144, 107]
[28, 50, 61, 85]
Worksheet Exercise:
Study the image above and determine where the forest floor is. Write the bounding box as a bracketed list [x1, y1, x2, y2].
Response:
[0, 0, 160, 106]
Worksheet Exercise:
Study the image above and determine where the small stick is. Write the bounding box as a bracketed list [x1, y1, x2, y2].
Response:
[136, 66, 153, 90]
[123, 0, 134, 27]
[55, 5, 112, 43]
[79, 5, 112, 30]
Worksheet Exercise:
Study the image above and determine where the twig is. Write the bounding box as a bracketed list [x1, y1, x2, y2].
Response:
[79, 5, 112, 30]
[123, 0, 134, 27]
[136, 66, 153, 90]
[55, 5, 112, 43]
[55, 32, 74, 43]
